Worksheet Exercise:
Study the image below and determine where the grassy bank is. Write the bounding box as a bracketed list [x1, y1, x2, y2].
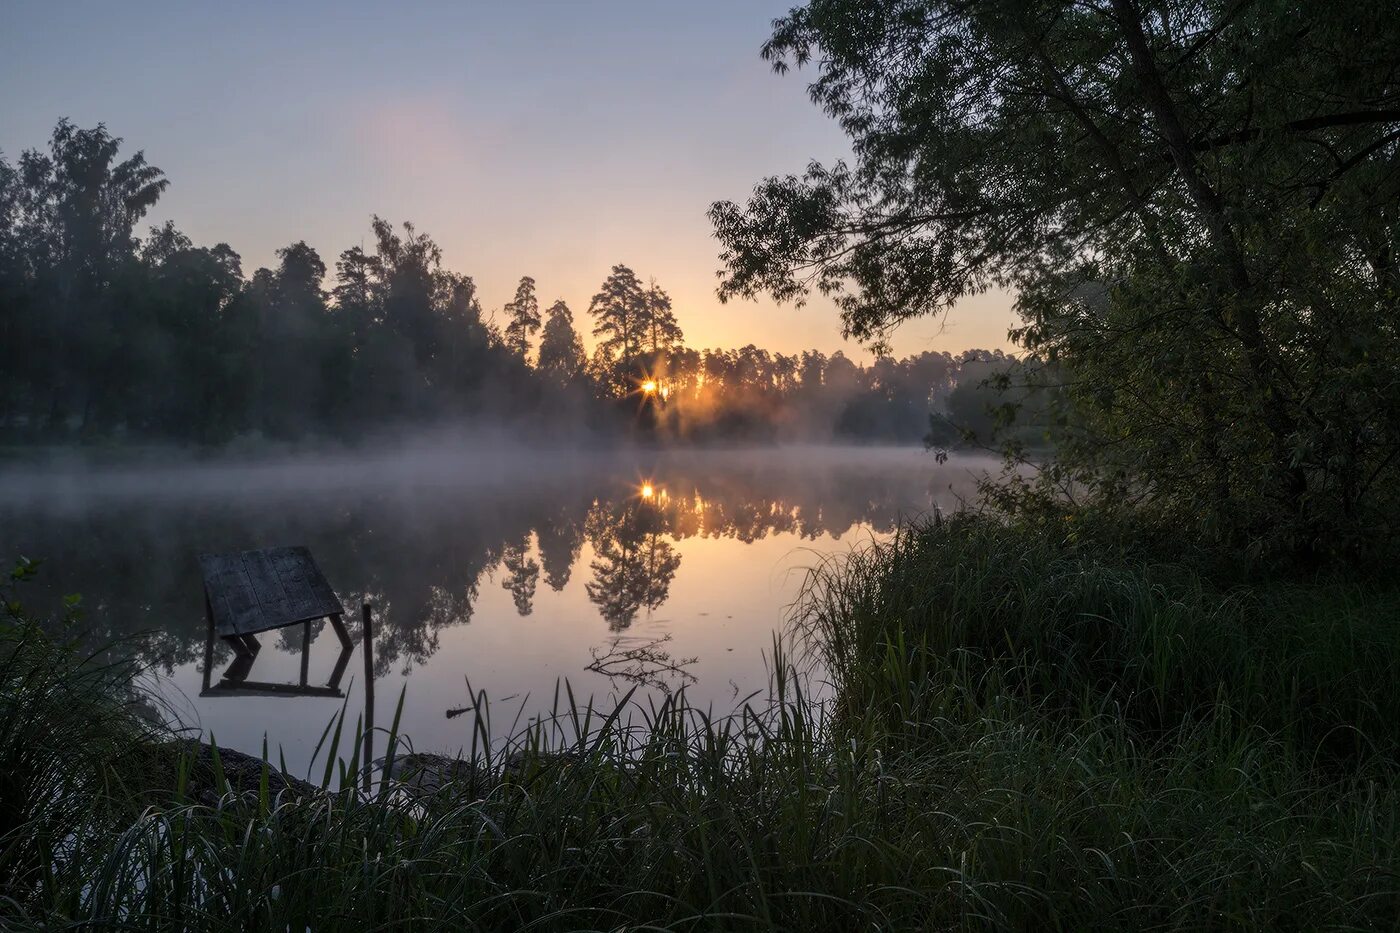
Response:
[4, 519, 1400, 930]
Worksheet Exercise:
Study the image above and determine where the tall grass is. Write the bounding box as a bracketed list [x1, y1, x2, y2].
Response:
[799, 515, 1400, 762]
[4, 520, 1400, 930]
[0, 561, 169, 908]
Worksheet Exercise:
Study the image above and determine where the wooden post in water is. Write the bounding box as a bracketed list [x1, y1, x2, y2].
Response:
[362, 601, 375, 794]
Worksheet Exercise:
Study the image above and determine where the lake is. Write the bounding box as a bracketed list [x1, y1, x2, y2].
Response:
[1, 444, 997, 776]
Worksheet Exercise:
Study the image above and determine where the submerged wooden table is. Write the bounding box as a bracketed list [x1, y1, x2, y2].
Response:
[198, 546, 353, 697]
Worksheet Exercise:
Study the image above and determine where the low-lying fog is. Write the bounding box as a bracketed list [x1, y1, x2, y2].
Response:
[0, 436, 1002, 509]
[2, 442, 1003, 774]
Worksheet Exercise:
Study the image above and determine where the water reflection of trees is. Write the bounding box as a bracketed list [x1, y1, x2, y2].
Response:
[4, 455, 953, 672]
[499, 534, 540, 616]
[585, 499, 682, 630]
[537, 508, 584, 591]
[586, 633, 697, 694]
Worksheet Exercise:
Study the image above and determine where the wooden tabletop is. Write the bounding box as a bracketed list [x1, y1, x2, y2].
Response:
[199, 546, 343, 637]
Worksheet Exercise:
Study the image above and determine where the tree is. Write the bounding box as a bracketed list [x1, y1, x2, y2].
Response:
[502, 275, 540, 359]
[0, 157, 26, 420]
[331, 245, 380, 324]
[432, 270, 491, 404]
[537, 299, 586, 384]
[2, 120, 168, 431]
[370, 216, 442, 371]
[139, 226, 247, 440]
[251, 241, 331, 437]
[641, 279, 683, 354]
[710, 0, 1400, 556]
[588, 264, 646, 394]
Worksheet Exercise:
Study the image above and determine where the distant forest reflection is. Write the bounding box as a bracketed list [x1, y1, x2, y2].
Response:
[3, 448, 974, 678]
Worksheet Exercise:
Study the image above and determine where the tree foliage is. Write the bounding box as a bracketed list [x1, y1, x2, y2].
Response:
[0, 123, 568, 441]
[711, 0, 1400, 556]
[0, 120, 168, 432]
[588, 264, 647, 392]
[642, 280, 684, 354]
[537, 299, 586, 384]
[502, 275, 541, 359]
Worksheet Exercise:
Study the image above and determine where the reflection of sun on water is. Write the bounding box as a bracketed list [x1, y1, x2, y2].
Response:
[639, 481, 671, 504]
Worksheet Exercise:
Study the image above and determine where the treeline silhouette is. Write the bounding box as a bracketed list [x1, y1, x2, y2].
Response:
[0, 120, 1018, 446]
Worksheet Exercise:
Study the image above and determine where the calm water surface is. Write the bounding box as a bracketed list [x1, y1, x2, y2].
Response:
[2, 445, 995, 775]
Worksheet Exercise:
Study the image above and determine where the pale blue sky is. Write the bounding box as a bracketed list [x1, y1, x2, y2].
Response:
[0, 0, 1018, 358]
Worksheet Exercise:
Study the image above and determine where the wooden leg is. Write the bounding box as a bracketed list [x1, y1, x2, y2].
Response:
[225, 634, 252, 660]
[223, 650, 256, 684]
[300, 620, 312, 687]
[202, 594, 216, 693]
[326, 614, 352, 690]
[329, 613, 352, 651]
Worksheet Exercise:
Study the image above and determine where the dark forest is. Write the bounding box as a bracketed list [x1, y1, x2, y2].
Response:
[0, 121, 1039, 449]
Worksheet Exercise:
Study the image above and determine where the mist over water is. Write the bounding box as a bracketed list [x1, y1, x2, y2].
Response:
[2, 443, 999, 773]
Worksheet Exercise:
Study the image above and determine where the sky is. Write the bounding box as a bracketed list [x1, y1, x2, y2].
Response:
[0, 0, 1019, 360]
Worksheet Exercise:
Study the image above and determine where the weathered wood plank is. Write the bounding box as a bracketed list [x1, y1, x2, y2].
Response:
[198, 547, 343, 637]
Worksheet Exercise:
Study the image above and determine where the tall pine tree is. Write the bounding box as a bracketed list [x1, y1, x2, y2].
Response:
[588, 264, 645, 394]
[641, 279, 683, 354]
[537, 298, 586, 383]
[502, 275, 540, 359]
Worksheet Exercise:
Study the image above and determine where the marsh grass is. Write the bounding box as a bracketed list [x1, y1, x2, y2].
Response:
[4, 520, 1400, 930]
